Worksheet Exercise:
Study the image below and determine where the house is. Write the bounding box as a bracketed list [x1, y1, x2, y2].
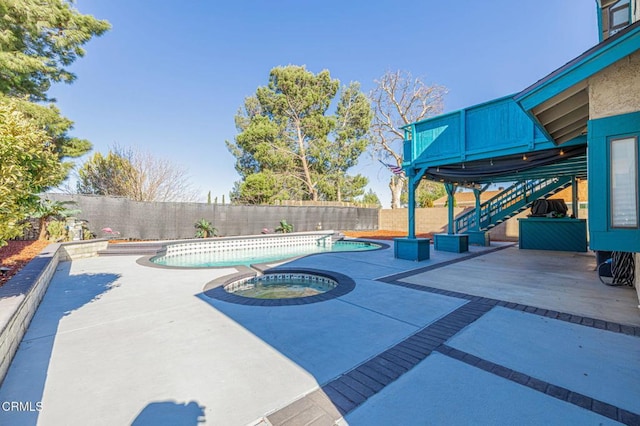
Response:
[397, 1, 640, 295]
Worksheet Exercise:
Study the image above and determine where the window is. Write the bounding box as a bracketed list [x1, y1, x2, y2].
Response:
[610, 136, 638, 228]
[609, 0, 631, 35]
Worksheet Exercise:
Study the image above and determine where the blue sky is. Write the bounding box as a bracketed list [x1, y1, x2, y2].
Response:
[50, 1, 598, 208]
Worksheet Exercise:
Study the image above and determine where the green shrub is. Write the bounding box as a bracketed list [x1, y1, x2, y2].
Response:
[194, 218, 217, 238]
[46, 220, 68, 242]
[275, 219, 294, 233]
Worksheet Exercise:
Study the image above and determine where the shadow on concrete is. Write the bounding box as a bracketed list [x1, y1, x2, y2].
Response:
[131, 400, 205, 426]
[0, 262, 120, 425]
[194, 253, 470, 423]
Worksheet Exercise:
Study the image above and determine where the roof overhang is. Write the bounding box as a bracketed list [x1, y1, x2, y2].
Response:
[514, 20, 640, 145]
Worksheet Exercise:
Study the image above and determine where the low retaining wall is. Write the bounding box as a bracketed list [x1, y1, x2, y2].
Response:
[0, 239, 108, 385]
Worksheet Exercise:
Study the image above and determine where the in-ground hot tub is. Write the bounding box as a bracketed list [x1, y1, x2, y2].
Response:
[203, 269, 356, 306]
[225, 272, 338, 299]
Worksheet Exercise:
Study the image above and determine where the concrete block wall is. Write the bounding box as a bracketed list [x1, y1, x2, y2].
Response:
[379, 206, 589, 242]
[0, 241, 106, 385]
[378, 207, 466, 235]
[58, 240, 109, 261]
[0, 244, 59, 384]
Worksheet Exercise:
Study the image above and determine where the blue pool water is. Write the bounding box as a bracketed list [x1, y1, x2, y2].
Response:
[151, 240, 380, 268]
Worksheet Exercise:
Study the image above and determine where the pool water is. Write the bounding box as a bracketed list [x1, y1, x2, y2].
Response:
[151, 240, 379, 268]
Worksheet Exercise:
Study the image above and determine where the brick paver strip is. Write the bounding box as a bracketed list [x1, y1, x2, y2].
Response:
[267, 301, 490, 425]
[266, 245, 640, 425]
[436, 344, 640, 425]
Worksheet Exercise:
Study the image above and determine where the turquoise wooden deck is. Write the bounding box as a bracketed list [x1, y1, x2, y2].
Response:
[396, 19, 640, 258]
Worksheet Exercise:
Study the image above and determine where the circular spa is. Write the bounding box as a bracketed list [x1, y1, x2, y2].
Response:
[225, 273, 337, 299]
[204, 269, 356, 306]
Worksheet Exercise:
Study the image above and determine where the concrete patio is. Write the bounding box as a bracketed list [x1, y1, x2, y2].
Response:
[0, 242, 638, 425]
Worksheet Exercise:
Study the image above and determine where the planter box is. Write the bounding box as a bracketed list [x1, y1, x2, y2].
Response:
[394, 238, 431, 261]
[434, 234, 469, 253]
[467, 230, 490, 247]
[518, 218, 587, 252]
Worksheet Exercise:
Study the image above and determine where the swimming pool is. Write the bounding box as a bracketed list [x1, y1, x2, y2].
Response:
[150, 233, 382, 268]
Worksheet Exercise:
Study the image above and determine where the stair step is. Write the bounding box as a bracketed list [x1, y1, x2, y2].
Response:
[98, 248, 161, 256]
[455, 176, 573, 234]
[98, 242, 165, 256]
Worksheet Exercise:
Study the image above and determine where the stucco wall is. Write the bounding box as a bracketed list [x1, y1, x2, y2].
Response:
[589, 50, 640, 119]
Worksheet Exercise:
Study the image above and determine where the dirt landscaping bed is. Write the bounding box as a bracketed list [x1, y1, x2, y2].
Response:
[0, 240, 51, 287]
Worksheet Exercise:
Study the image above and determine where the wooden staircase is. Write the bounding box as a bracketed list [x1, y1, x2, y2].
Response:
[454, 176, 573, 234]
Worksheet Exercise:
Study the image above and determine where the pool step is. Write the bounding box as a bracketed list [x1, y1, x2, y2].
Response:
[97, 242, 165, 256]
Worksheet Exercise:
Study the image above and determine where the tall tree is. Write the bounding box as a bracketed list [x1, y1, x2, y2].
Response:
[0, 0, 110, 101]
[77, 146, 199, 202]
[227, 65, 371, 204]
[0, 101, 66, 245]
[2, 94, 92, 170]
[400, 180, 447, 208]
[76, 150, 137, 196]
[361, 189, 382, 208]
[369, 70, 447, 208]
[320, 82, 372, 202]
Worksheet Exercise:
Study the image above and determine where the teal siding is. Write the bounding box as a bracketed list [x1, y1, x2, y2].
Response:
[517, 27, 640, 111]
[466, 99, 534, 152]
[413, 113, 460, 161]
[407, 96, 565, 168]
[588, 111, 640, 252]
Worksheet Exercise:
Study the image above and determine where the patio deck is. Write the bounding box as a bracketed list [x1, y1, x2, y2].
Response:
[0, 242, 638, 425]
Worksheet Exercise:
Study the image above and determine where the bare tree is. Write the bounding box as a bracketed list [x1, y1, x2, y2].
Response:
[77, 145, 200, 202]
[369, 70, 447, 208]
[124, 148, 200, 202]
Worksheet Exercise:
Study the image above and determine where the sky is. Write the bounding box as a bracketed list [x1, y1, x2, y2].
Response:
[49, 0, 599, 208]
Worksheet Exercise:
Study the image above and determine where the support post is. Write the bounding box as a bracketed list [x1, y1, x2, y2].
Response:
[571, 176, 579, 218]
[408, 177, 416, 239]
[445, 183, 456, 234]
[473, 188, 481, 231]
